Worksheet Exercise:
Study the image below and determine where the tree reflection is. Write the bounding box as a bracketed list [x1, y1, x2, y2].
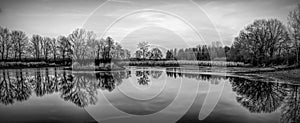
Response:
[166, 68, 226, 84]
[60, 71, 98, 107]
[230, 78, 286, 113]
[150, 70, 163, 79]
[230, 77, 300, 122]
[96, 71, 130, 92]
[31, 69, 46, 97]
[0, 69, 131, 107]
[14, 69, 31, 102]
[136, 70, 150, 85]
[280, 85, 300, 123]
[0, 70, 16, 105]
[0, 69, 31, 105]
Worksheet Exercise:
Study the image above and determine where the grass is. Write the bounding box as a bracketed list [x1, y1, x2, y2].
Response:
[119, 60, 248, 67]
[0, 62, 58, 69]
[69, 62, 125, 71]
[258, 68, 300, 84]
[0, 60, 249, 70]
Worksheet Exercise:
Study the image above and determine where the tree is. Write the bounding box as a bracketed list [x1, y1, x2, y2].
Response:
[149, 47, 163, 59]
[58, 36, 72, 59]
[68, 28, 87, 60]
[11, 30, 28, 60]
[137, 41, 150, 59]
[0, 27, 12, 60]
[103, 36, 114, 59]
[177, 49, 185, 60]
[114, 43, 122, 59]
[231, 19, 289, 66]
[135, 50, 142, 59]
[166, 50, 174, 59]
[30, 35, 43, 59]
[95, 38, 105, 59]
[288, 4, 300, 65]
[41, 37, 51, 60]
[50, 38, 58, 60]
[123, 49, 131, 59]
[86, 31, 97, 59]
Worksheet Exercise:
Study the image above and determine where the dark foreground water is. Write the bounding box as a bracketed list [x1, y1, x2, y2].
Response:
[0, 67, 299, 123]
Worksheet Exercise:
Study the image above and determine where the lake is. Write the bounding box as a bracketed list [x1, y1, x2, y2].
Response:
[0, 67, 299, 123]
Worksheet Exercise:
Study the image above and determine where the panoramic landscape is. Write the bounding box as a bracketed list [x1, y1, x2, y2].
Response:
[0, 0, 300, 123]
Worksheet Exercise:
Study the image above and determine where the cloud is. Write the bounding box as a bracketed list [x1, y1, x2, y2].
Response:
[1, 0, 299, 48]
[101, 11, 205, 46]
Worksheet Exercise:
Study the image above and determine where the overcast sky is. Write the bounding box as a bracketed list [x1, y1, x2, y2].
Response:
[0, 0, 299, 51]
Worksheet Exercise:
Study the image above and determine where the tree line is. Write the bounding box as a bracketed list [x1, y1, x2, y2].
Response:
[165, 41, 228, 61]
[0, 28, 131, 62]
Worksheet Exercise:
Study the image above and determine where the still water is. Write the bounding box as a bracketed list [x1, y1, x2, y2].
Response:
[0, 67, 299, 123]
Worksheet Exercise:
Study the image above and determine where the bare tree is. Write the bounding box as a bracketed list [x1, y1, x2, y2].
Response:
[42, 37, 51, 60]
[96, 38, 105, 59]
[288, 4, 300, 65]
[0, 27, 12, 60]
[30, 35, 43, 59]
[68, 28, 87, 60]
[11, 30, 28, 60]
[103, 37, 114, 59]
[50, 38, 58, 60]
[86, 31, 97, 59]
[58, 36, 71, 59]
[232, 19, 289, 66]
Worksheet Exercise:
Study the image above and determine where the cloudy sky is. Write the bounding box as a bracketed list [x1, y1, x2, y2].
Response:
[0, 0, 299, 51]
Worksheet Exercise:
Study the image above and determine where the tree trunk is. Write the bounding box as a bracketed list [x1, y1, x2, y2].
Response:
[53, 52, 56, 61]
[14, 51, 17, 60]
[63, 51, 65, 60]
[297, 46, 300, 65]
[5, 48, 9, 60]
[2, 43, 4, 60]
[19, 42, 22, 60]
[19, 51, 22, 61]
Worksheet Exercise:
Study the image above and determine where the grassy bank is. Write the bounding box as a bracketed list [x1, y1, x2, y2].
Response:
[0, 60, 249, 69]
[0, 62, 65, 69]
[122, 60, 249, 67]
[65, 62, 125, 71]
[253, 68, 300, 84]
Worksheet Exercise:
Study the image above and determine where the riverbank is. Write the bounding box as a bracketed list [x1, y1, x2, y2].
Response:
[0, 60, 249, 69]
[0, 62, 67, 69]
[163, 65, 300, 84]
[252, 68, 300, 84]
[1, 61, 298, 84]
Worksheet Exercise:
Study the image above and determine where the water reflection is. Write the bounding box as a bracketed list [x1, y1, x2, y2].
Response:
[136, 70, 150, 85]
[230, 78, 286, 113]
[0, 69, 131, 107]
[0, 67, 300, 122]
[281, 85, 300, 123]
[230, 77, 300, 122]
[0, 69, 31, 105]
[166, 67, 225, 85]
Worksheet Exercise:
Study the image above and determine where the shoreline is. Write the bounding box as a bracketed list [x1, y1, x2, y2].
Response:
[1, 62, 298, 84]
